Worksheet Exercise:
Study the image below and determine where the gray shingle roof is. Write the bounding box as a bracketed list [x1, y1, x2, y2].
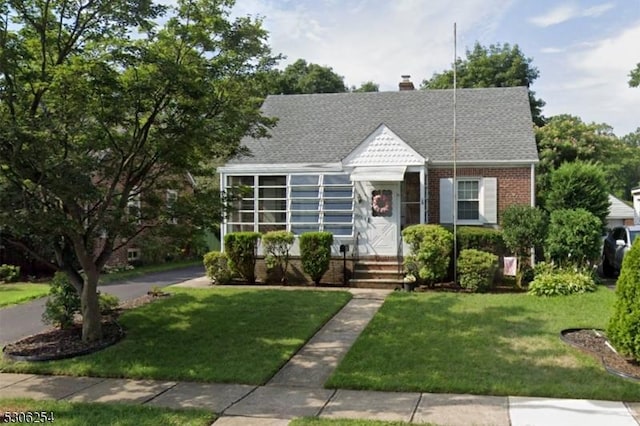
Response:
[227, 86, 538, 165]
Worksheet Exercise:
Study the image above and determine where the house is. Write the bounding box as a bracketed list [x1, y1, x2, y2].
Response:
[606, 194, 635, 230]
[218, 78, 538, 286]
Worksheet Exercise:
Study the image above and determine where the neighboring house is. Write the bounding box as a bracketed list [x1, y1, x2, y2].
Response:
[103, 173, 197, 267]
[606, 194, 635, 230]
[218, 78, 538, 286]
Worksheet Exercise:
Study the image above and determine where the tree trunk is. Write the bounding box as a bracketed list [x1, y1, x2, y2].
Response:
[81, 268, 103, 342]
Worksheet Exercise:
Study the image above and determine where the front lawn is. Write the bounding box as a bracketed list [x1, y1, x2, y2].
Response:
[0, 398, 214, 425]
[327, 287, 640, 401]
[0, 283, 50, 308]
[0, 288, 351, 384]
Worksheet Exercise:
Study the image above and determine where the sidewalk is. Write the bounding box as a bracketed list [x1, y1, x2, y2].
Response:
[1, 278, 639, 425]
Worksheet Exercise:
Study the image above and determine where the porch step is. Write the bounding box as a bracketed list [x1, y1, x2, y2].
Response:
[350, 258, 403, 289]
[350, 278, 404, 289]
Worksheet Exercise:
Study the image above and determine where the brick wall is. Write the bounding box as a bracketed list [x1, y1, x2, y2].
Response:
[428, 167, 532, 224]
[255, 257, 353, 286]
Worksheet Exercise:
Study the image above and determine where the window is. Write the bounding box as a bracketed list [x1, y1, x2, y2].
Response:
[258, 176, 286, 232]
[290, 174, 321, 234]
[226, 176, 256, 232]
[401, 172, 421, 229]
[439, 177, 497, 224]
[127, 189, 141, 224]
[166, 190, 178, 224]
[322, 174, 353, 236]
[127, 248, 140, 261]
[225, 173, 354, 237]
[457, 180, 479, 221]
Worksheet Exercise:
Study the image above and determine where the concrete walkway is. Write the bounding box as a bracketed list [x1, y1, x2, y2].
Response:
[1, 278, 640, 425]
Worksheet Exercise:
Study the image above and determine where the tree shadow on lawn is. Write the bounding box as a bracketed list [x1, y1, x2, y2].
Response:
[1, 288, 351, 386]
[328, 292, 640, 401]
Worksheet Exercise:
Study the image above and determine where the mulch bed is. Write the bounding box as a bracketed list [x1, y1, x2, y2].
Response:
[2, 294, 165, 362]
[561, 328, 640, 381]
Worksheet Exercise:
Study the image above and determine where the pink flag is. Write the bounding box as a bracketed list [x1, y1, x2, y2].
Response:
[504, 257, 517, 276]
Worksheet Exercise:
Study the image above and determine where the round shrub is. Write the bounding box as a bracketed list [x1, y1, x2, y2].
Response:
[300, 231, 333, 285]
[456, 227, 506, 256]
[203, 251, 233, 284]
[546, 208, 601, 267]
[98, 292, 120, 315]
[224, 232, 261, 284]
[528, 269, 596, 296]
[262, 230, 295, 284]
[42, 272, 80, 329]
[402, 224, 453, 286]
[0, 264, 21, 283]
[457, 249, 498, 292]
[607, 240, 640, 361]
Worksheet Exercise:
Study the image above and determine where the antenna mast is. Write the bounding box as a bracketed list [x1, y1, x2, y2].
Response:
[452, 22, 458, 284]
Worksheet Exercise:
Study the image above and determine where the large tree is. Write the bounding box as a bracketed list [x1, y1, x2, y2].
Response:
[0, 0, 278, 342]
[534, 114, 625, 204]
[268, 59, 346, 94]
[421, 42, 546, 126]
[630, 63, 640, 87]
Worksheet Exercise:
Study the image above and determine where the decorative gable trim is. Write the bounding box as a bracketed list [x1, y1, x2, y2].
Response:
[342, 124, 425, 168]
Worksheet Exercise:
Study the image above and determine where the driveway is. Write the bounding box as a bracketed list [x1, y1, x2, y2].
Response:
[0, 265, 205, 347]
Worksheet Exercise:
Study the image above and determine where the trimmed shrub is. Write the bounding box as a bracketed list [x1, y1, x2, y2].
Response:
[501, 205, 547, 287]
[608, 240, 640, 361]
[299, 231, 333, 285]
[262, 230, 295, 284]
[224, 232, 261, 284]
[0, 264, 20, 283]
[456, 227, 506, 256]
[42, 272, 80, 329]
[203, 251, 233, 284]
[457, 249, 498, 292]
[0, 264, 20, 282]
[546, 208, 601, 267]
[402, 224, 453, 286]
[98, 292, 120, 315]
[545, 161, 610, 226]
[528, 269, 597, 296]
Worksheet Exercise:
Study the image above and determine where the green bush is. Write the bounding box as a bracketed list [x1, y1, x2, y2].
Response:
[528, 269, 597, 296]
[299, 231, 333, 285]
[98, 292, 120, 315]
[42, 272, 80, 329]
[457, 249, 498, 292]
[501, 205, 547, 287]
[224, 232, 261, 284]
[456, 227, 506, 256]
[533, 261, 556, 277]
[545, 161, 610, 226]
[203, 251, 233, 284]
[546, 208, 601, 267]
[608, 240, 640, 361]
[402, 224, 453, 286]
[262, 230, 295, 284]
[0, 264, 20, 283]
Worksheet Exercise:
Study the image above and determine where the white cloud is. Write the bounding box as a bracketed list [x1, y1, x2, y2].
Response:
[538, 20, 640, 135]
[540, 47, 566, 54]
[530, 5, 578, 27]
[530, 2, 614, 27]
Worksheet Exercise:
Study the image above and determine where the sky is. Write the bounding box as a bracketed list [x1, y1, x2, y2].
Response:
[226, 0, 640, 137]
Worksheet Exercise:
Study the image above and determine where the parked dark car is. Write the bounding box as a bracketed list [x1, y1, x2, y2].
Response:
[602, 225, 640, 277]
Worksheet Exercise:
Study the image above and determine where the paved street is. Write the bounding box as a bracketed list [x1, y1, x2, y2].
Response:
[0, 265, 204, 347]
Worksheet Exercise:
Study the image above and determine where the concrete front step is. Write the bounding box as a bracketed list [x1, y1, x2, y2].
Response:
[350, 278, 403, 289]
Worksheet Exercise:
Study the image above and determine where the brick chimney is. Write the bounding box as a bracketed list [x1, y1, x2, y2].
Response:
[399, 75, 415, 91]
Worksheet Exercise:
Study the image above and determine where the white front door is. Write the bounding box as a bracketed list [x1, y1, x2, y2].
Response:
[357, 182, 400, 256]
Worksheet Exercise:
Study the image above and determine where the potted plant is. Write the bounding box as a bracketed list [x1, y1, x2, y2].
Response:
[403, 272, 417, 292]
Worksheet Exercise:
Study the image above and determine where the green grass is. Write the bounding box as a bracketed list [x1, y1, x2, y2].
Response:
[0, 398, 214, 425]
[291, 419, 417, 426]
[327, 287, 640, 401]
[99, 260, 202, 284]
[0, 288, 351, 384]
[0, 283, 50, 308]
